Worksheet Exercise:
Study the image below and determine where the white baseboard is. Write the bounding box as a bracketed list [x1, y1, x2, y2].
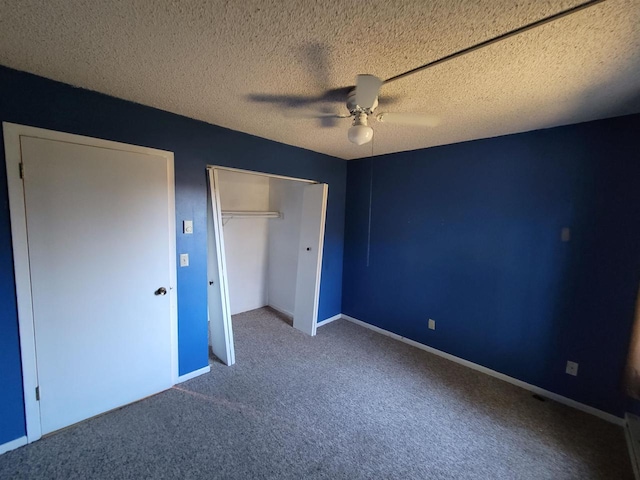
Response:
[268, 304, 340, 328]
[342, 314, 624, 425]
[316, 313, 342, 327]
[0, 436, 27, 455]
[176, 365, 210, 384]
[268, 303, 293, 319]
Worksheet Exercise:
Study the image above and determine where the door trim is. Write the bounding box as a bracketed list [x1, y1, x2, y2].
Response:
[3, 122, 178, 443]
[293, 183, 328, 337]
[207, 167, 235, 365]
[206, 166, 327, 341]
[207, 165, 316, 184]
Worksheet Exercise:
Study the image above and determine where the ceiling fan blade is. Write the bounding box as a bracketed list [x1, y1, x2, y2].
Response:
[283, 110, 351, 128]
[284, 111, 350, 120]
[320, 86, 352, 103]
[247, 93, 319, 108]
[375, 112, 440, 127]
[355, 74, 382, 110]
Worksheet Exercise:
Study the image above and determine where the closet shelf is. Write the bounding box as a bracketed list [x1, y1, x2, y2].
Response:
[221, 210, 282, 220]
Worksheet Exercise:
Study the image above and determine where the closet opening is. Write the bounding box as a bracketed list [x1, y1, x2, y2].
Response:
[206, 166, 328, 366]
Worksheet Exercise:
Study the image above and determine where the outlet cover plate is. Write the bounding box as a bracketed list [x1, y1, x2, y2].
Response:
[566, 361, 579, 376]
[428, 319, 436, 330]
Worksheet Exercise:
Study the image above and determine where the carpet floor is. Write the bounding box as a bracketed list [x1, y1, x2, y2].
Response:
[0, 307, 633, 479]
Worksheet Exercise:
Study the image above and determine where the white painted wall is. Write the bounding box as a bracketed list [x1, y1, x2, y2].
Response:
[218, 170, 269, 315]
[267, 178, 305, 317]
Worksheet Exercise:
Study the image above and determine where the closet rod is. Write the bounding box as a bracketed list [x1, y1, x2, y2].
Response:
[221, 210, 282, 219]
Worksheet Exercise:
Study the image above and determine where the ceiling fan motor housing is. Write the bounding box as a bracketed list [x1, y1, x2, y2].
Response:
[347, 90, 378, 115]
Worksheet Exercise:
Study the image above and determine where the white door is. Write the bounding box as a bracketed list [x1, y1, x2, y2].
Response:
[20, 135, 175, 435]
[207, 168, 235, 365]
[293, 183, 328, 336]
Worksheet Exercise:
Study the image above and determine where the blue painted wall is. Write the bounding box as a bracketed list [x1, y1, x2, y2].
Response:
[0, 66, 346, 445]
[343, 114, 640, 417]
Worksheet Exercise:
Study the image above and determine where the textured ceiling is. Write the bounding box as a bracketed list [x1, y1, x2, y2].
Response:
[0, 0, 639, 160]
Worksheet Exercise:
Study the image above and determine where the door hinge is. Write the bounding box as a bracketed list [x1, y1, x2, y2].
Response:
[35, 386, 40, 401]
[19, 162, 24, 179]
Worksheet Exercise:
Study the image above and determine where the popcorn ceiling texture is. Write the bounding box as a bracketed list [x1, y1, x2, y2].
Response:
[0, 0, 638, 160]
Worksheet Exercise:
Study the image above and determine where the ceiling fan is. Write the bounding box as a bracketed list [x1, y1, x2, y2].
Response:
[342, 74, 439, 145]
[308, 0, 605, 146]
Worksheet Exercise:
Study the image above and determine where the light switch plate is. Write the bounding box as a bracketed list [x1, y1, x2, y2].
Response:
[183, 220, 193, 234]
[566, 360, 578, 376]
[180, 253, 189, 267]
[428, 319, 436, 330]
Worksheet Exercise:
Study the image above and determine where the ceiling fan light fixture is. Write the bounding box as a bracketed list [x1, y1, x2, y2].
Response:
[348, 113, 373, 145]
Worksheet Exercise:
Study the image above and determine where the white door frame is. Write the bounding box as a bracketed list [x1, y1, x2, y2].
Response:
[206, 165, 326, 337]
[3, 122, 179, 443]
[293, 183, 329, 337]
[207, 168, 235, 365]
[209, 165, 316, 185]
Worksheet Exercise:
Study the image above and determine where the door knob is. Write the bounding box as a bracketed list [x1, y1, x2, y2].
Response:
[154, 287, 167, 296]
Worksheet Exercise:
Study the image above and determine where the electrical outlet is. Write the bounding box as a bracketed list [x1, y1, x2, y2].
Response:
[566, 361, 579, 376]
[180, 253, 189, 267]
[428, 319, 436, 330]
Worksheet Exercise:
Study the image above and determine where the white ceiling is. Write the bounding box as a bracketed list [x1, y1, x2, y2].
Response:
[0, 0, 638, 160]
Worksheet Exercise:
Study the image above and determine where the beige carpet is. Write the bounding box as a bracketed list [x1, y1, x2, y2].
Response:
[0, 307, 633, 479]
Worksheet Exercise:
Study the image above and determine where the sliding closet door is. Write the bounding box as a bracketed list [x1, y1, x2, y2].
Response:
[207, 168, 235, 365]
[293, 183, 328, 336]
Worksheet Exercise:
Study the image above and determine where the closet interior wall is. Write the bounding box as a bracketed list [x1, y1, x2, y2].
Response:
[218, 170, 269, 315]
[267, 178, 305, 317]
[216, 170, 303, 316]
